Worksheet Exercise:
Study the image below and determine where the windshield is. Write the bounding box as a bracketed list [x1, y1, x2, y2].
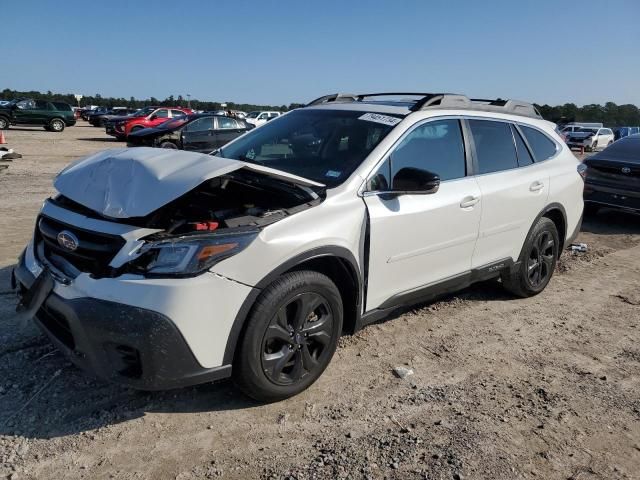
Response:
[246, 111, 260, 119]
[219, 109, 402, 187]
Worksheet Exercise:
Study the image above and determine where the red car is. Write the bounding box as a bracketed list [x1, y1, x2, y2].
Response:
[106, 106, 193, 139]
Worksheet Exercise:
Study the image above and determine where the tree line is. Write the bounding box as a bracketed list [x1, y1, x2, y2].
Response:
[2, 88, 639, 126]
[0, 88, 304, 113]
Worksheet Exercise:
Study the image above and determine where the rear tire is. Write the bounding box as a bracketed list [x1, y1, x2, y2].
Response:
[502, 217, 559, 298]
[234, 270, 343, 402]
[0, 117, 9, 129]
[49, 118, 65, 132]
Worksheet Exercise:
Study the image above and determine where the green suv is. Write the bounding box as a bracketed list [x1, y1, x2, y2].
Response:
[0, 99, 76, 132]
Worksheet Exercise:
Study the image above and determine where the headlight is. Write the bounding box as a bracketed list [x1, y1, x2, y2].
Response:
[137, 230, 258, 276]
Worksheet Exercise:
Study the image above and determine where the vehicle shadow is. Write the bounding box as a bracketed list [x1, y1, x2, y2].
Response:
[0, 259, 513, 440]
[581, 208, 640, 235]
[75, 137, 124, 143]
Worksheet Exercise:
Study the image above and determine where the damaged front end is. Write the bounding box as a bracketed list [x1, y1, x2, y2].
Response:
[40, 148, 324, 280]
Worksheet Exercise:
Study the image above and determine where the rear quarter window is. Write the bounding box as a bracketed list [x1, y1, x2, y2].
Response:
[520, 125, 558, 161]
[52, 102, 72, 112]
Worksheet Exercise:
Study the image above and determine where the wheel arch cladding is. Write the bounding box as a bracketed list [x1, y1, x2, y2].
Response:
[541, 205, 567, 257]
[222, 247, 362, 365]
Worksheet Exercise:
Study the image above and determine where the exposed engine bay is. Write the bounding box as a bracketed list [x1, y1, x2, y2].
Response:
[53, 170, 322, 236]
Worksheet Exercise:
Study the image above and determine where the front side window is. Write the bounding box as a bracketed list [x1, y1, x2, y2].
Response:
[16, 99, 36, 110]
[468, 119, 518, 174]
[389, 119, 466, 182]
[520, 125, 557, 161]
[219, 109, 401, 187]
[258, 113, 268, 120]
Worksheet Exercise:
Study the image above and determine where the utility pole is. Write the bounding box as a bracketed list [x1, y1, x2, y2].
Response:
[186, 94, 191, 109]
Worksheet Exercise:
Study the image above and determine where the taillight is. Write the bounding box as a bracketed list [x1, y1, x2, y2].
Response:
[577, 163, 588, 180]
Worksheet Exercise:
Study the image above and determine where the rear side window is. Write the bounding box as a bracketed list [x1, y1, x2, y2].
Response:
[217, 117, 238, 129]
[52, 102, 72, 111]
[520, 125, 557, 161]
[512, 126, 534, 166]
[468, 120, 518, 174]
[390, 119, 466, 181]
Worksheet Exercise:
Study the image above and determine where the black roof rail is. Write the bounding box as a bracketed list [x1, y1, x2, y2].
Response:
[306, 92, 542, 119]
[306, 93, 358, 106]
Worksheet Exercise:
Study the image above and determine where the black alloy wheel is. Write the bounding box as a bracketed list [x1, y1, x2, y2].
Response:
[502, 216, 559, 297]
[261, 292, 334, 386]
[234, 270, 343, 402]
[527, 230, 555, 288]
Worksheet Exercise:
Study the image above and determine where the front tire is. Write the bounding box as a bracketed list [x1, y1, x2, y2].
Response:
[0, 117, 9, 130]
[234, 271, 343, 402]
[502, 217, 559, 298]
[160, 141, 178, 149]
[49, 118, 65, 132]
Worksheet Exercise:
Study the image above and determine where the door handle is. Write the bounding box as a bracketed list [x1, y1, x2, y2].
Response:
[530, 181, 545, 192]
[460, 196, 480, 208]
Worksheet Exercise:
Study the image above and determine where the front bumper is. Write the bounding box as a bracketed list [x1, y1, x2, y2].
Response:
[13, 256, 234, 390]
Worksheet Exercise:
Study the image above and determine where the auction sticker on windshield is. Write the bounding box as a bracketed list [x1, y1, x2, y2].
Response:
[358, 113, 402, 126]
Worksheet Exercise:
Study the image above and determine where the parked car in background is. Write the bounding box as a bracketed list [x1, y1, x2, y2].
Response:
[127, 114, 254, 151]
[82, 106, 108, 121]
[560, 122, 603, 135]
[245, 110, 281, 127]
[12, 92, 583, 402]
[88, 108, 137, 127]
[0, 99, 76, 131]
[613, 126, 640, 141]
[566, 127, 614, 151]
[0, 100, 10, 106]
[582, 134, 640, 215]
[106, 106, 193, 139]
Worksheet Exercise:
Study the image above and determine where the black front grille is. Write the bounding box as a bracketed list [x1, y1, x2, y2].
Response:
[37, 215, 126, 277]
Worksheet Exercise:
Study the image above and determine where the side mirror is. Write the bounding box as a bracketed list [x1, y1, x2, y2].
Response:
[391, 167, 440, 195]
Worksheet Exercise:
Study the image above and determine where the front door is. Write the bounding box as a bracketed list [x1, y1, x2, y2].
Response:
[181, 116, 216, 152]
[363, 118, 482, 311]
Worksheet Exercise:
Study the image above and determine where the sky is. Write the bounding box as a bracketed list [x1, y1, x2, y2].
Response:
[2, 0, 639, 107]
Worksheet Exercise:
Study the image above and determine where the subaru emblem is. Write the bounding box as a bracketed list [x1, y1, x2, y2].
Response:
[57, 230, 79, 251]
[621, 167, 631, 174]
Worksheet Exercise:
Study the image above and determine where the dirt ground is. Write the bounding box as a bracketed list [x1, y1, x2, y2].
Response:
[0, 123, 639, 480]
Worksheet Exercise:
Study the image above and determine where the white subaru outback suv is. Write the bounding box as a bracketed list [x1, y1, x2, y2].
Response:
[13, 93, 584, 402]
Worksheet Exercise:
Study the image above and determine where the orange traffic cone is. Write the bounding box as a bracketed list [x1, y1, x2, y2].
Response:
[0, 131, 6, 144]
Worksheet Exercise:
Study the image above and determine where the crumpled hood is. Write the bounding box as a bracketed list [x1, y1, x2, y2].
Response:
[54, 147, 323, 219]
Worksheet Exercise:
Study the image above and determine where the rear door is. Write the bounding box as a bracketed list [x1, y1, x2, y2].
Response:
[363, 118, 482, 310]
[181, 117, 216, 152]
[215, 117, 244, 148]
[468, 119, 551, 268]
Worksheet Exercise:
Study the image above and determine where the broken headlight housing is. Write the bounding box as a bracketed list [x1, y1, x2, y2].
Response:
[137, 230, 259, 276]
